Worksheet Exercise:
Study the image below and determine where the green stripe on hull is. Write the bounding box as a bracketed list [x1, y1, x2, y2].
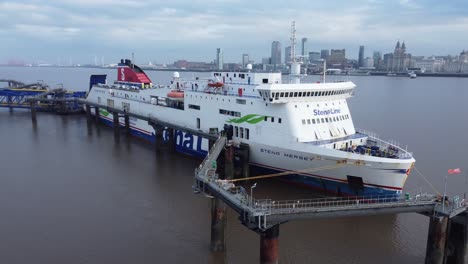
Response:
[227, 114, 267, 124]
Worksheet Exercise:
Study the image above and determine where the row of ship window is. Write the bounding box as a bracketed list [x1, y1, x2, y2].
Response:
[189, 95, 251, 105]
[264, 116, 282, 123]
[302, 114, 350, 125]
[233, 126, 250, 139]
[214, 73, 248, 79]
[262, 89, 352, 100]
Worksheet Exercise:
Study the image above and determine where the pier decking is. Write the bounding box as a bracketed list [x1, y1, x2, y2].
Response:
[193, 135, 468, 264]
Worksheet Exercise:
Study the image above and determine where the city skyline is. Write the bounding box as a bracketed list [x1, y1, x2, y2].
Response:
[1, 0, 468, 64]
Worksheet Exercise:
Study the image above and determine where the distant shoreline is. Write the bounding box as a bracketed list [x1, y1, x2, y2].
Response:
[2, 65, 468, 78]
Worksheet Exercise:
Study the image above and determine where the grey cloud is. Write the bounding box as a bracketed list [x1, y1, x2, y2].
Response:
[1, 0, 468, 64]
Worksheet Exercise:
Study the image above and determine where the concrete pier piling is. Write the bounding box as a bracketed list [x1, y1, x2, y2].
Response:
[445, 212, 468, 264]
[240, 144, 250, 179]
[30, 102, 37, 123]
[426, 216, 449, 264]
[209, 141, 234, 253]
[425, 212, 468, 264]
[112, 112, 120, 137]
[7, 95, 13, 112]
[85, 105, 91, 120]
[154, 125, 164, 151]
[124, 115, 130, 135]
[210, 197, 226, 252]
[166, 128, 175, 152]
[224, 144, 234, 180]
[95, 107, 100, 121]
[260, 225, 280, 264]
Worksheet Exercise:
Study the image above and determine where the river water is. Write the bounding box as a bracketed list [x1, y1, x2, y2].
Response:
[1, 67, 467, 263]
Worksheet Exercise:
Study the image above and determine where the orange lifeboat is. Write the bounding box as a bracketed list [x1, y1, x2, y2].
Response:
[208, 81, 224, 88]
[167, 90, 184, 101]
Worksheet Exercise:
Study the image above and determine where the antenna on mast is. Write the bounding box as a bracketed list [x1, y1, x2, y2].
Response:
[289, 21, 305, 84]
[290, 21, 296, 64]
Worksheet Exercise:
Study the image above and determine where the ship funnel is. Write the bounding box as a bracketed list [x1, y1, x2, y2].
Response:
[117, 59, 152, 85]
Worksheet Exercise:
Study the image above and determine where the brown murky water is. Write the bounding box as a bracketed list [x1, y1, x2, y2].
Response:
[1, 67, 467, 263]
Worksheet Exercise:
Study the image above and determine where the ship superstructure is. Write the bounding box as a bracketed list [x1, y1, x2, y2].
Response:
[85, 24, 415, 197]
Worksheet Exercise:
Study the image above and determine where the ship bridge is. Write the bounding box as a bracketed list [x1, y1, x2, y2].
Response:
[257, 81, 355, 103]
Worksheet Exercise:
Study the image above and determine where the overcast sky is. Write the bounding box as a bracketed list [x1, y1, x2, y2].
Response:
[1, 0, 467, 64]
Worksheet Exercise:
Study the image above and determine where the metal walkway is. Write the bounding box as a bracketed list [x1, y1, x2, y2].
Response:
[193, 136, 468, 231]
[0, 84, 86, 113]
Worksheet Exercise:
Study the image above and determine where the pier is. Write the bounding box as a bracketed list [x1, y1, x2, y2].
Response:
[7, 92, 468, 263]
[193, 135, 468, 264]
[0, 81, 86, 115]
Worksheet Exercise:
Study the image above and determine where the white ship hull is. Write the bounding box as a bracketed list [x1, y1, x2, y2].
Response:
[86, 58, 415, 197]
[92, 107, 412, 196]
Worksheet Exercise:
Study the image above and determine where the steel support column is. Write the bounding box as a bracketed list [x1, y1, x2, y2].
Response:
[112, 111, 120, 138]
[166, 127, 175, 152]
[30, 102, 37, 123]
[95, 107, 100, 121]
[225, 144, 234, 180]
[260, 225, 280, 264]
[85, 104, 91, 120]
[241, 144, 250, 179]
[426, 216, 449, 264]
[210, 197, 226, 252]
[124, 115, 130, 135]
[152, 124, 164, 151]
[445, 212, 468, 264]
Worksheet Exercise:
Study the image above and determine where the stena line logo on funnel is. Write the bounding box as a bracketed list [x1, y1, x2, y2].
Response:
[313, 109, 341, 116]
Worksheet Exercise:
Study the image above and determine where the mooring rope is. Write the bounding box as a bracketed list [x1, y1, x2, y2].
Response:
[413, 166, 440, 195]
[227, 163, 353, 182]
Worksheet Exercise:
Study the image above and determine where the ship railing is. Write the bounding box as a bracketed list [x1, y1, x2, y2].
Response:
[187, 89, 261, 99]
[355, 128, 413, 159]
[249, 193, 436, 215]
[308, 132, 366, 146]
[432, 194, 467, 214]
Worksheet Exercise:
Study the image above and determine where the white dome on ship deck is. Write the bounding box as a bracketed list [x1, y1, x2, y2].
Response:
[173, 72, 180, 78]
[246, 64, 252, 70]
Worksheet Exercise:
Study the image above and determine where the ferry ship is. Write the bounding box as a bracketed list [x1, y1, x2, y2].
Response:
[85, 24, 415, 197]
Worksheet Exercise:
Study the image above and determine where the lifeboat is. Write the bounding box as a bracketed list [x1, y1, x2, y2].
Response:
[167, 90, 184, 101]
[207, 81, 224, 88]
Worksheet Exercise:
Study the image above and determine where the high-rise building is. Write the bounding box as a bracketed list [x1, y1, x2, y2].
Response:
[308, 52, 321, 62]
[329, 49, 346, 68]
[301, 38, 308, 57]
[216, 48, 223, 70]
[242, 53, 249, 69]
[285, 46, 292, 64]
[271, 41, 282, 65]
[363, 57, 374, 68]
[373, 51, 382, 69]
[383, 53, 392, 69]
[320, 49, 329, 60]
[358, 46, 365, 67]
